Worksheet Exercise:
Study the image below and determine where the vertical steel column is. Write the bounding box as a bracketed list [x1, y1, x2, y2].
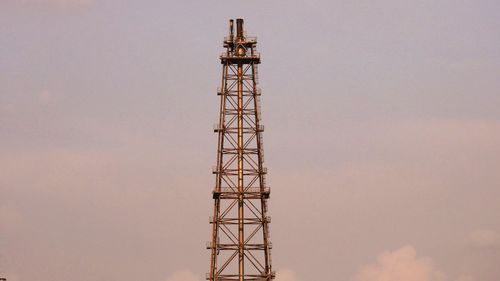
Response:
[236, 18, 245, 281]
[237, 62, 244, 281]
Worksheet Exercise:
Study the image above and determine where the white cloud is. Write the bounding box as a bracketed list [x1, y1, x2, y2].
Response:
[165, 271, 201, 281]
[470, 229, 500, 248]
[353, 245, 476, 281]
[275, 269, 299, 281]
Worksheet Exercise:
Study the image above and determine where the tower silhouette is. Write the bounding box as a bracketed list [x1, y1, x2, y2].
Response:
[207, 19, 274, 281]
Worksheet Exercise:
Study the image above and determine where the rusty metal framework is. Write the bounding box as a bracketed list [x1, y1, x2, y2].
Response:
[207, 19, 274, 281]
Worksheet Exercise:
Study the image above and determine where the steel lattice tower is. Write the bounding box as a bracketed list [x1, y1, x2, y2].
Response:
[207, 19, 275, 281]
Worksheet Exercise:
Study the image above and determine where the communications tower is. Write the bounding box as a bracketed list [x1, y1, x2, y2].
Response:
[207, 19, 275, 281]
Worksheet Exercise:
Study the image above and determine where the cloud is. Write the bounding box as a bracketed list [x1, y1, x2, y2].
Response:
[353, 245, 476, 281]
[165, 271, 201, 281]
[470, 229, 500, 248]
[275, 269, 299, 281]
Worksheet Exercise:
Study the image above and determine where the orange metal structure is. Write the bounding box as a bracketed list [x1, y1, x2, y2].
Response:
[207, 19, 275, 281]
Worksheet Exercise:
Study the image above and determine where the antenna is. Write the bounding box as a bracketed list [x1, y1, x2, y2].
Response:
[229, 19, 234, 41]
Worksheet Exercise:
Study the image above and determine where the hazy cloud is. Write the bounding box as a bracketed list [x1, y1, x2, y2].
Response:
[164, 271, 201, 281]
[470, 229, 500, 248]
[352, 245, 473, 281]
[275, 269, 299, 281]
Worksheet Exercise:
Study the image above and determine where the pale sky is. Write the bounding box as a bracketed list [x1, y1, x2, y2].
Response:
[1, 1, 500, 281]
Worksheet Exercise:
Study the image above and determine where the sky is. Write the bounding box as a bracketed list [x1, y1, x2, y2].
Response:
[1, 0, 500, 281]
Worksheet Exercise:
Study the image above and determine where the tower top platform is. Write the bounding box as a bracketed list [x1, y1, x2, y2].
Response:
[220, 18, 261, 64]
